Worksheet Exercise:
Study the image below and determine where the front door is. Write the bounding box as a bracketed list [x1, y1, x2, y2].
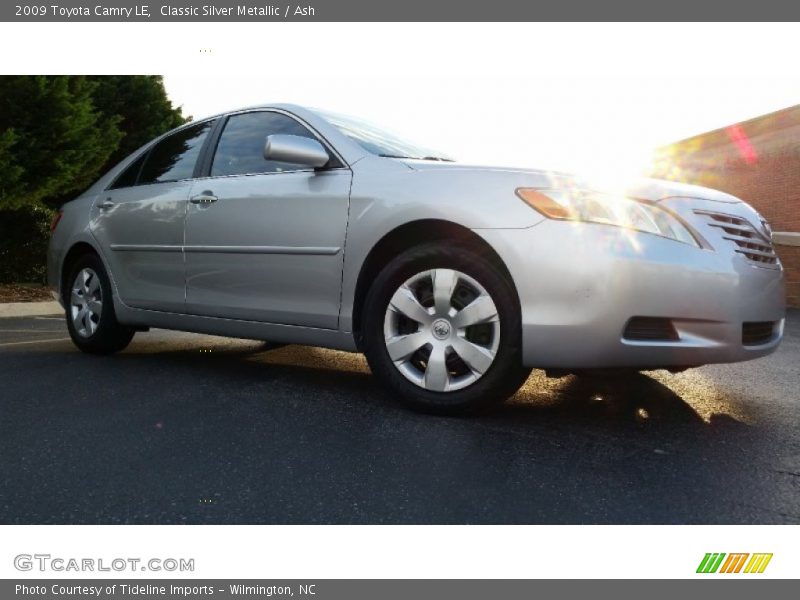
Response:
[183, 110, 351, 329]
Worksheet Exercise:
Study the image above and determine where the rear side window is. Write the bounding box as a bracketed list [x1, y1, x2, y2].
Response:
[211, 112, 324, 177]
[109, 152, 146, 190]
[138, 120, 214, 185]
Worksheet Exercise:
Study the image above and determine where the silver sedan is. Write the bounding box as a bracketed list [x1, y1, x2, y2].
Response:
[48, 104, 786, 414]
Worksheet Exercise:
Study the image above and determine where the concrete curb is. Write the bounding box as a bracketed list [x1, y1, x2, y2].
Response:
[774, 231, 800, 247]
[0, 301, 63, 318]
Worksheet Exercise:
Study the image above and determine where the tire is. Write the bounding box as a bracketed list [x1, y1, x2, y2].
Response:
[362, 242, 531, 415]
[64, 253, 135, 355]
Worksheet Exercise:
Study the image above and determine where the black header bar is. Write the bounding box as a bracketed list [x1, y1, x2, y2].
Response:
[5, 0, 800, 22]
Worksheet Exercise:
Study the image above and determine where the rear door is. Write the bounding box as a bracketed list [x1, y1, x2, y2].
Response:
[90, 120, 215, 312]
[183, 110, 351, 328]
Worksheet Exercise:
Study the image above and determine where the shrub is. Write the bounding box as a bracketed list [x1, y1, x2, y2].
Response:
[0, 205, 54, 284]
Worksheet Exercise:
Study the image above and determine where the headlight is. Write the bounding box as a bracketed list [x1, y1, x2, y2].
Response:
[515, 187, 699, 247]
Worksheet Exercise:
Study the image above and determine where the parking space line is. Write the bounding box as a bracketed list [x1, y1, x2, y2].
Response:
[0, 337, 70, 347]
[0, 329, 64, 333]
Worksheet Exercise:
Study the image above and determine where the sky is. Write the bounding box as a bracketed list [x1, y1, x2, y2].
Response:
[1, 21, 797, 184]
[158, 23, 800, 184]
[164, 74, 800, 179]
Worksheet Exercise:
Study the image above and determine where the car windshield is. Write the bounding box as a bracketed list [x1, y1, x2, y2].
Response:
[313, 109, 453, 161]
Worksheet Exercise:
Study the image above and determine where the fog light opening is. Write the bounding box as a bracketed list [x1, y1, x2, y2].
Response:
[622, 317, 679, 342]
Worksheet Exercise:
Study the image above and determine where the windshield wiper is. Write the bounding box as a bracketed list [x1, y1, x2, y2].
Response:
[378, 154, 414, 159]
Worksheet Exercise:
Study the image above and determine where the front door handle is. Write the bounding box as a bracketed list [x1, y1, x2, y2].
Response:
[99, 199, 115, 209]
[190, 193, 218, 205]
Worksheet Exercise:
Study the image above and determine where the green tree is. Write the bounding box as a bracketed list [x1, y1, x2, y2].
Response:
[88, 75, 188, 172]
[0, 76, 188, 211]
[0, 76, 121, 210]
[0, 75, 188, 283]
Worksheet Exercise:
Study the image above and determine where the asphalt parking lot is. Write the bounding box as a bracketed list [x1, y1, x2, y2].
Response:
[1, 310, 798, 524]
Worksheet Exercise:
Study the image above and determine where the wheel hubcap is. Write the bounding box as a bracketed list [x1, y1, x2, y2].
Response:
[70, 268, 102, 338]
[383, 268, 500, 393]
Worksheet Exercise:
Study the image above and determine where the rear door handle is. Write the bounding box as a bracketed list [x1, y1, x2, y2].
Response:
[190, 193, 218, 205]
[99, 199, 115, 209]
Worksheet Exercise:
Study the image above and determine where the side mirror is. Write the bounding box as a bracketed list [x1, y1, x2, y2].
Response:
[264, 134, 330, 169]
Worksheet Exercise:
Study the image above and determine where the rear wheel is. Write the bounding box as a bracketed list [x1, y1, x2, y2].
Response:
[362, 242, 531, 415]
[64, 254, 135, 354]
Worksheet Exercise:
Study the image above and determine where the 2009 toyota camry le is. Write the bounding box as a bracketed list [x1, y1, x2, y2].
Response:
[47, 104, 786, 414]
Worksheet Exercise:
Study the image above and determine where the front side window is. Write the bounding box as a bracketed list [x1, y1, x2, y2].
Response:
[211, 111, 322, 177]
[138, 120, 214, 185]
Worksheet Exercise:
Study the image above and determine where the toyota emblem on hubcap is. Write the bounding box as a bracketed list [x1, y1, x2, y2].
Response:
[432, 319, 452, 340]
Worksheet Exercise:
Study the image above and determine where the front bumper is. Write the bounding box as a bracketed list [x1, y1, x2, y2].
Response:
[476, 216, 785, 370]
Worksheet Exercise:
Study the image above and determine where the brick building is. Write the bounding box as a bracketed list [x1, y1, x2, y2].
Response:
[651, 104, 800, 307]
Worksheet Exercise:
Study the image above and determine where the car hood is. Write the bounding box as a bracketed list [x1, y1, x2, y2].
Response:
[623, 177, 742, 204]
[399, 159, 743, 204]
[399, 159, 572, 179]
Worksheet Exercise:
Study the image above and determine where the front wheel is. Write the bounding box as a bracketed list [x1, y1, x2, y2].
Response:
[362, 242, 531, 415]
[64, 254, 135, 355]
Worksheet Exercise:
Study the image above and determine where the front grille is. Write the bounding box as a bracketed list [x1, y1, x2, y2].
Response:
[623, 317, 679, 342]
[742, 321, 776, 346]
[695, 210, 778, 266]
